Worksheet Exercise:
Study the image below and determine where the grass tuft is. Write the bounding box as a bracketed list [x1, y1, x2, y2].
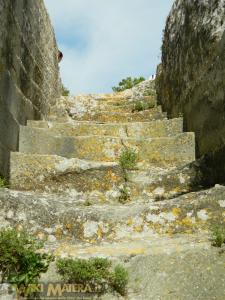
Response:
[56, 258, 128, 296]
[119, 149, 138, 170]
[0, 176, 8, 188]
[211, 225, 225, 247]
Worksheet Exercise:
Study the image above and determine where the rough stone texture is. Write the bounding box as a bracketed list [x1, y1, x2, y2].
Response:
[10, 152, 124, 194]
[2, 1, 225, 298]
[49, 93, 157, 121]
[0, 0, 61, 177]
[0, 284, 16, 300]
[19, 126, 195, 166]
[120, 79, 156, 100]
[10, 153, 201, 201]
[69, 108, 165, 123]
[1, 185, 225, 299]
[10, 92, 197, 201]
[0, 185, 224, 243]
[156, 0, 225, 184]
[2, 85, 225, 299]
[40, 236, 225, 300]
[128, 161, 203, 200]
[27, 118, 184, 138]
[126, 241, 225, 300]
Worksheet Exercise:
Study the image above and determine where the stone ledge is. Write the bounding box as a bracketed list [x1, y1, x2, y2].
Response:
[0, 185, 224, 243]
[19, 127, 195, 166]
[10, 153, 124, 193]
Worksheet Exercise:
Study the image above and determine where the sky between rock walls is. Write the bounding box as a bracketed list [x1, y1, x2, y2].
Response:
[44, 0, 174, 95]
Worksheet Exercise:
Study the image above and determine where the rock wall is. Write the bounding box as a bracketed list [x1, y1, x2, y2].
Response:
[0, 0, 61, 177]
[156, 0, 225, 185]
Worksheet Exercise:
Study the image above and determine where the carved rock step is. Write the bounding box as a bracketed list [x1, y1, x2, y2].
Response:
[95, 104, 142, 113]
[26, 118, 183, 138]
[0, 186, 224, 243]
[70, 107, 166, 122]
[10, 153, 198, 199]
[127, 162, 200, 200]
[40, 235, 225, 300]
[10, 153, 124, 193]
[19, 127, 195, 166]
[95, 95, 156, 106]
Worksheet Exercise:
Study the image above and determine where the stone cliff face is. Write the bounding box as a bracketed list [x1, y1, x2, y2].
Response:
[156, 0, 225, 184]
[0, 0, 61, 177]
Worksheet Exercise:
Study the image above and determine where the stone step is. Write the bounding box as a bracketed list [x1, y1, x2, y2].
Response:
[97, 104, 136, 113]
[10, 153, 199, 200]
[19, 127, 195, 166]
[127, 162, 201, 200]
[87, 103, 157, 115]
[70, 107, 166, 122]
[0, 185, 224, 243]
[40, 235, 225, 300]
[26, 118, 183, 138]
[10, 152, 124, 194]
[96, 95, 156, 106]
[47, 234, 210, 260]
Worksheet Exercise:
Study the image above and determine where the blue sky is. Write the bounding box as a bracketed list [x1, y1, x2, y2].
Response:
[44, 0, 174, 95]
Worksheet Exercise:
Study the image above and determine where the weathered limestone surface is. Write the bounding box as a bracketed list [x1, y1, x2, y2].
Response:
[156, 0, 225, 184]
[0, 284, 15, 300]
[11, 90, 198, 200]
[10, 153, 200, 201]
[27, 117, 183, 138]
[18, 127, 195, 166]
[0, 0, 61, 177]
[10, 153, 124, 194]
[41, 235, 225, 300]
[1, 81, 225, 299]
[0, 185, 225, 299]
[0, 185, 224, 244]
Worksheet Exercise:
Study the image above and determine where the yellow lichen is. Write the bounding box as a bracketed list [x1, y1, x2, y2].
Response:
[127, 218, 133, 226]
[172, 207, 181, 217]
[55, 228, 63, 239]
[97, 227, 103, 239]
[133, 225, 143, 233]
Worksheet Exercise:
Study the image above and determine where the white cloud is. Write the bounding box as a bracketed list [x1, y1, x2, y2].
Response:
[44, 0, 174, 95]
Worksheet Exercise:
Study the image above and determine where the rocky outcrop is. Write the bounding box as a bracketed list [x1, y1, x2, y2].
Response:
[156, 0, 225, 184]
[0, 0, 61, 177]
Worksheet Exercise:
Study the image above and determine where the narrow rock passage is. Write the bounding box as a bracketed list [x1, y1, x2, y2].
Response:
[1, 84, 224, 299]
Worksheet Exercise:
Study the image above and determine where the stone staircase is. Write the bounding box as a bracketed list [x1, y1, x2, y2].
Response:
[2, 92, 225, 299]
[10, 95, 196, 201]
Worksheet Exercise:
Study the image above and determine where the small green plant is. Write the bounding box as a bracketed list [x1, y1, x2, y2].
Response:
[143, 90, 156, 97]
[112, 76, 145, 92]
[211, 225, 225, 247]
[0, 228, 53, 296]
[0, 176, 7, 188]
[132, 101, 155, 112]
[56, 258, 128, 296]
[111, 265, 129, 296]
[114, 102, 123, 106]
[56, 257, 111, 284]
[133, 101, 145, 112]
[62, 84, 70, 96]
[84, 200, 92, 206]
[118, 186, 130, 204]
[119, 149, 138, 170]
